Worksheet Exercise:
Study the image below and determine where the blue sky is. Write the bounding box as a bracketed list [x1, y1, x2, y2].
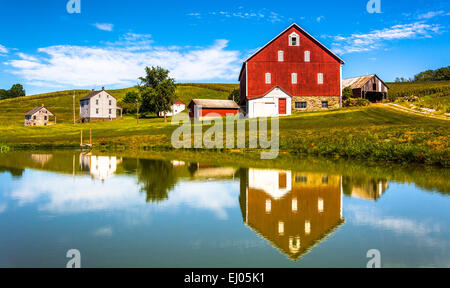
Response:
[0, 0, 449, 95]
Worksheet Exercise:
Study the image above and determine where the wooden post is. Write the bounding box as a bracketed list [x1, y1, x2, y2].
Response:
[90, 128, 92, 145]
[73, 91, 76, 124]
[136, 99, 139, 124]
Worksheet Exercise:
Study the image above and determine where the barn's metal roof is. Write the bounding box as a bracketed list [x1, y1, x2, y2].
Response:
[343, 75, 376, 89]
[343, 74, 389, 90]
[190, 99, 240, 109]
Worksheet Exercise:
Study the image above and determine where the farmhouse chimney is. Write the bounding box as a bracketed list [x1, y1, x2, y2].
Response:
[92, 89, 95, 92]
[102, 87, 105, 91]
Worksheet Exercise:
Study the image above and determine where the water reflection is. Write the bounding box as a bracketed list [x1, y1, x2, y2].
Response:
[240, 169, 344, 260]
[0, 151, 448, 266]
[80, 154, 122, 181]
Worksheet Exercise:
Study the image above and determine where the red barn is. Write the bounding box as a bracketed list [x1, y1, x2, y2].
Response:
[239, 23, 345, 118]
[188, 99, 240, 120]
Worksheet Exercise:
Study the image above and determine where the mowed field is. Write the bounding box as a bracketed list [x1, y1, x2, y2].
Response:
[0, 83, 448, 166]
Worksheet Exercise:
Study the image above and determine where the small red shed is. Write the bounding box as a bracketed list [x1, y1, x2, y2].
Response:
[188, 99, 240, 120]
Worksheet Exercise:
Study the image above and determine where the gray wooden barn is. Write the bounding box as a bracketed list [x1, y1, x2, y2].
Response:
[343, 74, 389, 102]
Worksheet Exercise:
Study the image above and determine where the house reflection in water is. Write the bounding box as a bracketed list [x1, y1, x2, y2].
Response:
[240, 169, 344, 261]
[343, 177, 389, 201]
[80, 154, 122, 181]
[190, 163, 237, 180]
[29, 154, 53, 167]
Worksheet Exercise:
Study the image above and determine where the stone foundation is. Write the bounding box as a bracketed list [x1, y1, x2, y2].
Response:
[292, 96, 340, 112]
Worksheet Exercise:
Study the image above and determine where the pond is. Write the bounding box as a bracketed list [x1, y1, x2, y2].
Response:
[0, 151, 449, 268]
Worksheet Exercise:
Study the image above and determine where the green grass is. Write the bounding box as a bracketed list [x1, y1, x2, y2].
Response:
[0, 84, 233, 126]
[388, 81, 450, 113]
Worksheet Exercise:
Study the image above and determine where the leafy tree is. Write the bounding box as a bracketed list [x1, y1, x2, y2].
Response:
[228, 89, 240, 104]
[8, 84, 25, 98]
[0, 84, 26, 100]
[138, 66, 176, 122]
[122, 91, 141, 104]
[342, 86, 353, 102]
[0, 89, 8, 100]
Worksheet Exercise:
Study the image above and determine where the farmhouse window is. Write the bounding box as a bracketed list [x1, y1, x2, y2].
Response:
[278, 50, 284, 62]
[265, 73, 271, 84]
[322, 101, 329, 108]
[44, 116, 47, 120]
[96, 99, 99, 105]
[109, 100, 112, 105]
[295, 102, 307, 109]
[318, 73, 324, 84]
[96, 108, 99, 114]
[109, 109, 112, 114]
[33, 116, 36, 120]
[291, 73, 297, 84]
[289, 32, 299, 46]
[304, 51, 310, 62]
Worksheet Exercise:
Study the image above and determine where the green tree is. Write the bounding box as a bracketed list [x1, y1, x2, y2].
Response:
[0, 89, 8, 100]
[228, 89, 240, 104]
[342, 86, 353, 102]
[122, 91, 141, 104]
[138, 66, 176, 122]
[8, 84, 25, 98]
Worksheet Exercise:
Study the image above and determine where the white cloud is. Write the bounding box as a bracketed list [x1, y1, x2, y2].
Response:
[189, 8, 287, 23]
[5, 34, 241, 88]
[93, 23, 114, 32]
[93, 227, 113, 237]
[316, 16, 325, 23]
[332, 22, 443, 54]
[417, 10, 445, 19]
[9, 169, 239, 219]
[0, 44, 8, 55]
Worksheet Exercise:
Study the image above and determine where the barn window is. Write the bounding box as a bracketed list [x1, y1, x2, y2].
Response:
[322, 101, 329, 108]
[265, 73, 271, 84]
[291, 73, 297, 84]
[318, 73, 324, 84]
[295, 102, 307, 109]
[304, 51, 310, 62]
[289, 32, 300, 46]
[278, 50, 284, 62]
[373, 83, 377, 90]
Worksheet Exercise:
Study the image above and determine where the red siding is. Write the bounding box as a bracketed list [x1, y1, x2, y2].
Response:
[201, 108, 239, 117]
[242, 26, 342, 100]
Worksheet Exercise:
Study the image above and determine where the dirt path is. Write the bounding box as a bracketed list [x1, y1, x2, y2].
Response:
[381, 103, 450, 121]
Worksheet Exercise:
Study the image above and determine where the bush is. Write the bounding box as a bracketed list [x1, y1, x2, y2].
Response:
[342, 87, 353, 102]
[344, 98, 370, 107]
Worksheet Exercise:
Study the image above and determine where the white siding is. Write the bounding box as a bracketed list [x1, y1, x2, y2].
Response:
[247, 87, 291, 118]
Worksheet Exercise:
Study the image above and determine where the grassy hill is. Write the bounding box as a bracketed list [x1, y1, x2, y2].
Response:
[0, 83, 238, 125]
[387, 81, 450, 114]
[0, 82, 448, 166]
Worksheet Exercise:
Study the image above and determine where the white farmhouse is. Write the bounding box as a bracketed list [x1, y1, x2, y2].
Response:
[80, 87, 122, 122]
[159, 100, 186, 117]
